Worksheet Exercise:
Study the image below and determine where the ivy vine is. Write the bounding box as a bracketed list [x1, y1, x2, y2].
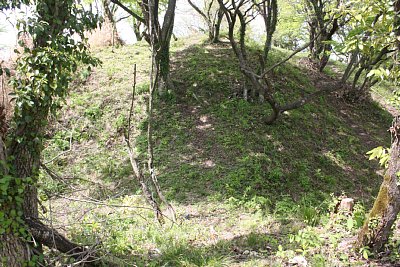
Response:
[0, 0, 101, 264]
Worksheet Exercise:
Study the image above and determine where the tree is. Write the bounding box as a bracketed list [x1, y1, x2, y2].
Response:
[273, 0, 306, 50]
[187, 0, 224, 43]
[355, 0, 400, 253]
[356, 116, 400, 253]
[117, 0, 148, 41]
[0, 0, 103, 265]
[304, 0, 342, 71]
[111, 0, 177, 93]
[217, 0, 342, 123]
[337, 0, 397, 100]
[125, 0, 146, 41]
[102, 0, 122, 46]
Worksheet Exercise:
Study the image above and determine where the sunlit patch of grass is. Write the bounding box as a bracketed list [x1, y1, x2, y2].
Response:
[41, 35, 397, 266]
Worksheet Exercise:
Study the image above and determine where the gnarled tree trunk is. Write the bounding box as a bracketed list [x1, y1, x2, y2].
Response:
[356, 116, 400, 253]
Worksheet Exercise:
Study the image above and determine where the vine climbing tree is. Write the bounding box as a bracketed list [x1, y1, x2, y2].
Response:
[0, 0, 105, 265]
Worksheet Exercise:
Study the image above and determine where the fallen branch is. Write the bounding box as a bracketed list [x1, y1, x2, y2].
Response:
[25, 217, 108, 267]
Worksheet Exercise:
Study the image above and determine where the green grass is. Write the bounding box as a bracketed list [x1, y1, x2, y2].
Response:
[39, 36, 398, 266]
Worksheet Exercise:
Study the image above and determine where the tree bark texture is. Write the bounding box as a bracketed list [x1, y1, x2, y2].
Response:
[356, 116, 400, 253]
[0, 1, 106, 265]
[0, 107, 30, 266]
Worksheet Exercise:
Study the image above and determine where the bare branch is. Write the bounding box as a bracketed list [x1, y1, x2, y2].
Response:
[110, 0, 145, 23]
[187, 0, 209, 21]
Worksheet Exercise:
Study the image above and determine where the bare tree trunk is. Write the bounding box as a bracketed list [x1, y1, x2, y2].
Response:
[261, 0, 278, 60]
[356, 116, 400, 253]
[156, 43, 174, 93]
[308, 20, 316, 57]
[341, 50, 359, 83]
[133, 19, 143, 41]
[212, 9, 223, 43]
[102, 0, 121, 46]
[187, 0, 223, 43]
[305, 0, 340, 71]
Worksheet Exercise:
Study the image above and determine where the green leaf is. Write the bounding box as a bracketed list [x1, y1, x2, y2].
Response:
[362, 249, 369, 260]
[346, 218, 354, 230]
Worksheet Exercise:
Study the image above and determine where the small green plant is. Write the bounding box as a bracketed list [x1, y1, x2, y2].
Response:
[78, 67, 91, 83]
[299, 205, 320, 227]
[352, 203, 366, 229]
[227, 195, 271, 213]
[274, 196, 297, 217]
[289, 228, 323, 254]
[359, 246, 372, 260]
[84, 104, 102, 120]
[367, 146, 390, 167]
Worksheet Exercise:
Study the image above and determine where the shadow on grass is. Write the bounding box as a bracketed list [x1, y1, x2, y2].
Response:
[134, 41, 393, 208]
[144, 231, 283, 267]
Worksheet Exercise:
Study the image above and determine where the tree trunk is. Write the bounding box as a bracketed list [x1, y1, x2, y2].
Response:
[308, 20, 318, 59]
[0, 107, 30, 266]
[0, 105, 43, 264]
[156, 43, 174, 94]
[356, 116, 400, 253]
[102, 0, 121, 46]
[318, 51, 330, 72]
[262, 0, 278, 60]
[133, 19, 143, 41]
[0, 112, 45, 264]
[211, 9, 223, 43]
[0, 235, 29, 267]
[341, 50, 359, 83]
[0, 1, 106, 264]
[155, 0, 176, 94]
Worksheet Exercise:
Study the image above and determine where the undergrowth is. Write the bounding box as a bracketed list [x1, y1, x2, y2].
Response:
[38, 36, 398, 266]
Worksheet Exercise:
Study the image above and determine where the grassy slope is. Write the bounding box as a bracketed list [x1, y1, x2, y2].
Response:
[40, 36, 396, 266]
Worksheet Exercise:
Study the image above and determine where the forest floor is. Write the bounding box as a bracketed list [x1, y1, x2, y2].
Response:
[39, 35, 400, 266]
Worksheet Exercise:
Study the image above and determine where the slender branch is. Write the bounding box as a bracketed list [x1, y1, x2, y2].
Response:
[53, 195, 156, 211]
[279, 81, 342, 112]
[116, 14, 131, 22]
[187, 0, 209, 21]
[259, 16, 336, 78]
[110, 0, 145, 23]
[25, 218, 106, 267]
[42, 133, 72, 164]
[124, 63, 166, 224]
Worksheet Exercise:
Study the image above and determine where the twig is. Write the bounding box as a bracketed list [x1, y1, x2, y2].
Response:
[42, 131, 72, 164]
[259, 16, 336, 78]
[54, 195, 155, 211]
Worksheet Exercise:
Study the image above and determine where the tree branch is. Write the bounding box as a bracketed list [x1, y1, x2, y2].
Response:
[25, 218, 108, 266]
[110, 0, 145, 23]
[188, 0, 209, 21]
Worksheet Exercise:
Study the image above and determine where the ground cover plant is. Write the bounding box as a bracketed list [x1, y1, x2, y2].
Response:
[36, 36, 398, 266]
[1, 0, 400, 265]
